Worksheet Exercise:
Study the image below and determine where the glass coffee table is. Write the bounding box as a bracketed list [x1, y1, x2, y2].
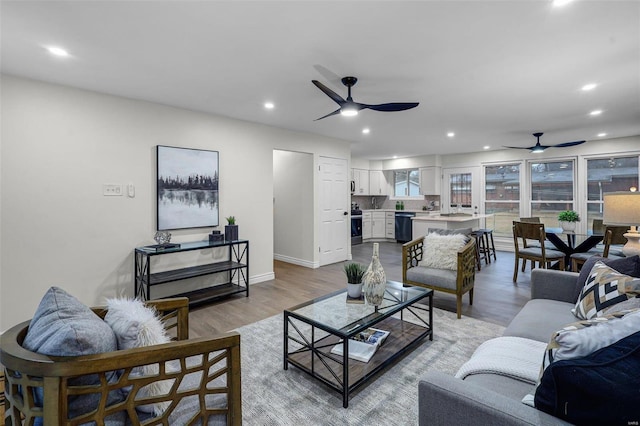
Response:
[283, 281, 433, 408]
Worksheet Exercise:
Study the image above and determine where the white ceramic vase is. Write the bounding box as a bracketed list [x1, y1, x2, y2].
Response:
[362, 243, 387, 306]
[347, 283, 363, 298]
[559, 221, 576, 232]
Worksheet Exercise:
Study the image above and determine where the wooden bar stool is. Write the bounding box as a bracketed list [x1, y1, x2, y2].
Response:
[477, 228, 497, 263]
[470, 231, 489, 268]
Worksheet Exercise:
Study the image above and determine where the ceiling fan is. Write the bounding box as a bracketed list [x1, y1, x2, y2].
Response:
[311, 76, 419, 121]
[504, 132, 586, 153]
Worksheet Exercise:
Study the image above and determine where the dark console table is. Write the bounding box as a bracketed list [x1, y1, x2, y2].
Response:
[134, 239, 249, 306]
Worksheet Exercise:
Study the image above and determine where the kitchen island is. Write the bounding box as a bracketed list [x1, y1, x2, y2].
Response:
[412, 213, 494, 238]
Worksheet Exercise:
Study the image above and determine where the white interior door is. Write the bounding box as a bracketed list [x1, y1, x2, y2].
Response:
[319, 156, 349, 266]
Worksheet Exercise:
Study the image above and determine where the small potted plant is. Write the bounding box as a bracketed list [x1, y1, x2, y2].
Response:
[558, 210, 580, 232]
[344, 262, 366, 299]
[224, 216, 239, 241]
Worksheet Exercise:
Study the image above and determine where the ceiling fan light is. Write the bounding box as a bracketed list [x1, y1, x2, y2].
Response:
[341, 108, 358, 117]
[532, 146, 545, 153]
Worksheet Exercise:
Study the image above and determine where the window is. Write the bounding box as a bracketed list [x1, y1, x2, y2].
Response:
[394, 169, 419, 197]
[586, 156, 639, 230]
[484, 164, 520, 236]
[530, 160, 575, 228]
[449, 173, 472, 208]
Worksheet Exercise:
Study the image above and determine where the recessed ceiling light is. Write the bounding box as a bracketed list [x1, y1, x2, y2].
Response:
[553, 0, 573, 7]
[264, 102, 274, 109]
[393, 155, 398, 159]
[447, 132, 455, 138]
[597, 133, 607, 137]
[483, 146, 490, 150]
[46, 46, 69, 57]
[590, 109, 603, 116]
[581, 83, 597, 91]
[362, 128, 370, 134]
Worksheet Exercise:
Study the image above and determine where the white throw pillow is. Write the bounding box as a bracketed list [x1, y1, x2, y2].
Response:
[419, 232, 468, 270]
[104, 298, 173, 415]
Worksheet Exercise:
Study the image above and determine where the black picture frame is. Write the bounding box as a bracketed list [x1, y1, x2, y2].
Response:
[156, 145, 219, 230]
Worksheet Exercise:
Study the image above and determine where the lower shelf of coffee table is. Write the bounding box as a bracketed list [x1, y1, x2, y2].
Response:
[287, 316, 431, 390]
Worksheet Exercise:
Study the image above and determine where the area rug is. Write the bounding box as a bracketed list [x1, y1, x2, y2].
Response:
[234, 308, 504, 425]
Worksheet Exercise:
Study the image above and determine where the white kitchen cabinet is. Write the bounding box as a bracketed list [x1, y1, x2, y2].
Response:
[362, 211, 372, 239]
[419, 166, 442, 195]
[352, 168, 370, 195]
[372, 212, 386, 238]
[369, 170, 388, 196]
[385, 212, 395, 239]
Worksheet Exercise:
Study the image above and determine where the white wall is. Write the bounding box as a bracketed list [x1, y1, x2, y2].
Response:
[273, 150, 314, 266]
[0, 75, 350, 332]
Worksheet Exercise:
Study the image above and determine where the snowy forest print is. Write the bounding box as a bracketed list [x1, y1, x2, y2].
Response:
[157, 146, 219, 230]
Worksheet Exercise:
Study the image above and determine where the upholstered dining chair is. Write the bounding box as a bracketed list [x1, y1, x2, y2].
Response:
[569, 225, 628, 272]
[518, 216, 556, 254]
[512, 221, 566, 282]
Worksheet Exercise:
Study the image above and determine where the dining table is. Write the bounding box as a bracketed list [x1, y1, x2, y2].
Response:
[544, 228, 604, 270]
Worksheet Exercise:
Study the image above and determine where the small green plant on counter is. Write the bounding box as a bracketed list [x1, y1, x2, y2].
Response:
[558, 210, 580, 222]
[226, 216, 236, 225]
[344, 262, 366, 284]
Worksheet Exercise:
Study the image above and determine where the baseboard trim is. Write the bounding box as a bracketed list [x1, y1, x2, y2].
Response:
[250, 272, 275, 285]
[274, 254, 319, 269]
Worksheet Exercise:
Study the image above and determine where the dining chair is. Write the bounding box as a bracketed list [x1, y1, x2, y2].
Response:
[569, 225, 628, 271]
[518, 216, 557, 255]
[512, 221, 566, 282]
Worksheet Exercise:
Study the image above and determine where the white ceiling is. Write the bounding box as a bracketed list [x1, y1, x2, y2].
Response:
[2, 1, 639, 160]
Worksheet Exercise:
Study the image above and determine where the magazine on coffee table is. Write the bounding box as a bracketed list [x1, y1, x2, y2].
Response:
[330, 328, 390, 362]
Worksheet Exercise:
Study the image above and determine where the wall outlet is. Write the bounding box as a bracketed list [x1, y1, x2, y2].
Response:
[103, 184, 123, 196]
[127, 183, 135, 198]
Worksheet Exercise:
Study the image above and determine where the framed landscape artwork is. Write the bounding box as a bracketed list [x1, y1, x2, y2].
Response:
[157, 145, 219, 230]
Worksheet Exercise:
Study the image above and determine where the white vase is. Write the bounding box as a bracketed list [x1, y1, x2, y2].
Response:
[347, 283, 363, 298]
[560, 221, 576, 232]
[362, 243, 387, 306]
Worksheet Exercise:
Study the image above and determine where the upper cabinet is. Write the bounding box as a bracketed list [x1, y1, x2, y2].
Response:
[352, 168, 369, 195]
[419, 166, 441, 195]
[369, 170, 388, 196]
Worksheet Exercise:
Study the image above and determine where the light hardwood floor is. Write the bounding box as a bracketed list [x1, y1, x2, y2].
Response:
[189, 241, 534, 337]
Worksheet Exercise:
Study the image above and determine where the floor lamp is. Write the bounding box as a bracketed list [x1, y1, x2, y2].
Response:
[603, 191, 640, 257]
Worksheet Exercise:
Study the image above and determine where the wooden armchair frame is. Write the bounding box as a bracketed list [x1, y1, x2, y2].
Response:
[1, 297, 241, 426]
[402, 237, 476, 319]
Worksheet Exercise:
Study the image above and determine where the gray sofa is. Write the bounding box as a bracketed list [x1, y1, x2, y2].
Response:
[418, 262, 625, 425]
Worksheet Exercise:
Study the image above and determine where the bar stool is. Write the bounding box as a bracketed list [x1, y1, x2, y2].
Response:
[476, 228, 497, 263]
[470, 231, 489, 269]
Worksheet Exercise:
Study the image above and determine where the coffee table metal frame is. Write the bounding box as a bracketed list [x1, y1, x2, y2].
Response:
[283, 281, 433, 408]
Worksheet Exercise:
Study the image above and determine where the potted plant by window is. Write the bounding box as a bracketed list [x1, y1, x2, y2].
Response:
[225, 216, 239, 241]
[558, 210, 580, 232]
[344, 262, 366, 299]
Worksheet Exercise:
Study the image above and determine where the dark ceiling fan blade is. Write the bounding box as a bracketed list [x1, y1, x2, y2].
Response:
[312, 80, 345, 106]
[552, 140, 586, 148]
[361, 102, 419, 112]
[503, 145, 540, 150]
[314, 108, 342, 121]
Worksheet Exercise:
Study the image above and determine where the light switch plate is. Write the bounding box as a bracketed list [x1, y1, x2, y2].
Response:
[103, 184, 123, 196]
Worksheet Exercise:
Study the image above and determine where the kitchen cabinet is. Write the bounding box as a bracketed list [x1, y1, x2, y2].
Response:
[362, 211, 372, 239]
[419, 166, 441, 195]
[352, 168, 369, 195]
[372, 212, 386, 238]
[385, 212, 395, 239]
[369, 170, 388, 196]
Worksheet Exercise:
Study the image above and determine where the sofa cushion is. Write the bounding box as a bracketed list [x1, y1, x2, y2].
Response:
[406, 266, 457, 290]
[572, 261, 640, 319]
[542, 308, 640, 371]
[420, 233, 468, 270]
[534, 330, 640, 424]
[575, 255, 640, 301]
[22, 287, 125, 425]
[503, 299, 577, 343]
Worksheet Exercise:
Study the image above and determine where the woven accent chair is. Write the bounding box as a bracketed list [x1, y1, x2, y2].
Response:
[570, 225, 629, 271]
[512, 221, 566, 282]
[402, 237, 476, 319]
[1, 297, 242, 426]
